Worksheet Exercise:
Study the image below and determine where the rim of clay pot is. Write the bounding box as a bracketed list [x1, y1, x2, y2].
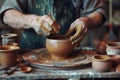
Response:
[46, 35, 71, 43]
[93, 55, 110, 62]
[0, 45, 20, 52]
[47, 35, 69, 40]
[106, 42, 120, 49]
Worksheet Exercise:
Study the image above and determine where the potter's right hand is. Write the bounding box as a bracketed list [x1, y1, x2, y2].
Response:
[31, 15, 60, 36]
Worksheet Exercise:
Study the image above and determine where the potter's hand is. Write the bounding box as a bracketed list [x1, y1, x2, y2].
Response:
[32, 15, 60, 36]
[66, 19, 88, 45]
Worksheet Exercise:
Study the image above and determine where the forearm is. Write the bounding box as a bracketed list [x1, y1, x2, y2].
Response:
[3, 9, 38, 29]
[79, 12, 104, 29]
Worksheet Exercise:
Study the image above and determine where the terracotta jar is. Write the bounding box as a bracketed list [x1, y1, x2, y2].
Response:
[46, 35, 74, 60]
[92, 55, 111, 72]
[0, 45, 20, 67]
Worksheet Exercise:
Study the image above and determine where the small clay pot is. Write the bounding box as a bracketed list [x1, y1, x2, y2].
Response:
[0, 45, 20, 67]
[106, 42, 120, 55]
[46, 35, 74, 60]
[92, 55, 111, 72]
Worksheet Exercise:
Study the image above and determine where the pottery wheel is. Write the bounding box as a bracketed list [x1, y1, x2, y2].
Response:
[23, 48, 96, 69]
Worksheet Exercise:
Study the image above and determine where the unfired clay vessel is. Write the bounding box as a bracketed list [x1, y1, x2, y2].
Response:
[0, 45, 20, 67]
[92, 55, 111, 72]
[106, 42, 120, 55]
[46, 35, 74, 60]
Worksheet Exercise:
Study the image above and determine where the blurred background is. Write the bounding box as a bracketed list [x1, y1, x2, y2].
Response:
[0, 0, 120, 48]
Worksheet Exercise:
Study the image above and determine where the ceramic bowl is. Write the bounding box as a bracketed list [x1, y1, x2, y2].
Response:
[92, 55, 111, 72]
[0, 45, 20, 67]
[46, 35, 74, 60]
[106, 42, 120, 55]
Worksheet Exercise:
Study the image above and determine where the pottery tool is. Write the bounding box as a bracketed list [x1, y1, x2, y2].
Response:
[48, 13, 60, 35]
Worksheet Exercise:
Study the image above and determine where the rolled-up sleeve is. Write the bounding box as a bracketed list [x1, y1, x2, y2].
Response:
[0, 0, 28, 23]
[81, 0, 108, 21]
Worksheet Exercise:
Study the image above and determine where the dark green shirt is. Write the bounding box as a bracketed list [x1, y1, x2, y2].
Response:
[0, 0, 107, 49]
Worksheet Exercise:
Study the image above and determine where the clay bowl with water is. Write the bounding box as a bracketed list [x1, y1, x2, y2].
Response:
[46, 35, 74, 60]
[0, 45, 20, 67]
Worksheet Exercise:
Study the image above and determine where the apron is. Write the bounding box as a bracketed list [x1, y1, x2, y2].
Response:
[20, 0, 76, 49]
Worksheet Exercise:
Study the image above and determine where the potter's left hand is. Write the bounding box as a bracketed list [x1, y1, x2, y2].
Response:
[66, 19, 88, 45]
